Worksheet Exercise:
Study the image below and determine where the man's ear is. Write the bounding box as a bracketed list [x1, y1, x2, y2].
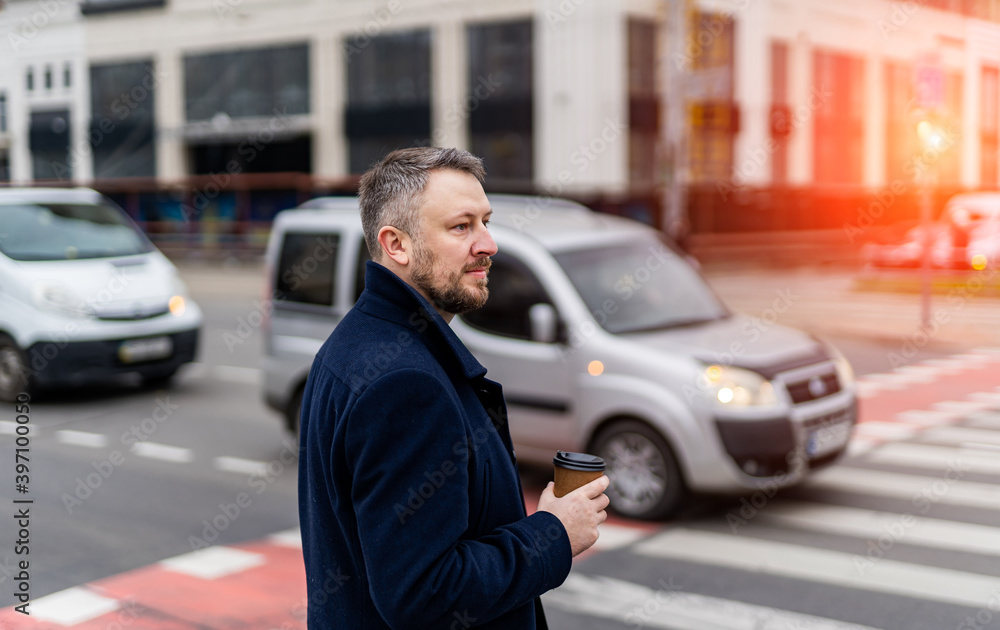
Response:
[377, 226, 411, 266]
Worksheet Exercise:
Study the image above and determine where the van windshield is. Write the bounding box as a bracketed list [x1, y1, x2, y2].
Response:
[554, 237, 729, 334]
[0, 202, 154, 261]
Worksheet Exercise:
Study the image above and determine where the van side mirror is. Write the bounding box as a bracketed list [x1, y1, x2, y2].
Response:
[528, 303, 558, 344]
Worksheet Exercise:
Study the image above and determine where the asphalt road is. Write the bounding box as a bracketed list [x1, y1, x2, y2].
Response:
[1, 266, 996, 630]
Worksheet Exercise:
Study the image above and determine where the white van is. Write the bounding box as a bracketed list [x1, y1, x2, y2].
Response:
[0, 188, 202, 401]
[262, 195, 857, 519]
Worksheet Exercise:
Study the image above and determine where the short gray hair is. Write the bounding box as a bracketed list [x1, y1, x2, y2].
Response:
[358, 147, 486, 261]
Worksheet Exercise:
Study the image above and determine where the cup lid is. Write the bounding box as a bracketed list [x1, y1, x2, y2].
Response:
[553, 450, 606, 471]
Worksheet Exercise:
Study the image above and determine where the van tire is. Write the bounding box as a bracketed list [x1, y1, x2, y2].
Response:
[142, 368, 178, 389]
[591, 419, 685, 520]
[0, 334, 31, 403]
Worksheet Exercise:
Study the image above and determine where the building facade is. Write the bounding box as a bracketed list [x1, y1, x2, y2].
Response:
[3, 0, 1000, 234]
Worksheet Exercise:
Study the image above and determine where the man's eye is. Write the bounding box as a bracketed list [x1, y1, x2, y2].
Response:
[454, 224, 468, 231]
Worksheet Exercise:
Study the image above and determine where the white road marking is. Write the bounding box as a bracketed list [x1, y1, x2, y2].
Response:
[755, 501, 1000, 557]
[852, 422, 919, 441]
[28, 587, 120, 625]
[966, 391, 1000, 406]
[0, 420, 32, 435]
[55, 429, 109, 448]
[544, 574, 882, 630]
[130, 441, 194, 463]
[931, 400, 994, 415]
[634, 528, 1000, 609]
[846, 437, 881, 457]
[964, 411, 1000, 430]
[894, 410, 956, 426]
[856, 382, 883, 399]
[211, 365, 261, 384]
[805, 466, 1000, 510]
[269, 528, 302, 548]
[867, 442, 1000, 476]
[591, 523, 650, 551]
[921, 425, 1000, 447]
[160, 546, 266, 580]
[214, 455, 270, 476]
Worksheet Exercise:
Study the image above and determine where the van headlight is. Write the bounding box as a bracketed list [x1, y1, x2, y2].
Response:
[829, 346, 855, 389]
[32, 284, 93, 318]
[700, 364, 781, 408]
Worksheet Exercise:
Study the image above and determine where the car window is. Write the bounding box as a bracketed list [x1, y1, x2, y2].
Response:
[461, 252, 554, 340]
[554, 235, 729, 334]
[354, 236, 372, 302]
[275, 233, 338, 307]
[0, 201, 154, 261]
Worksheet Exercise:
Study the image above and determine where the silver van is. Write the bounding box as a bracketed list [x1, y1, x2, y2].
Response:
[262, 195, 857, 519]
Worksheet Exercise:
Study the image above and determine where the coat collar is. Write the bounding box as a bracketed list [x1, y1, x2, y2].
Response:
[356, 261, 488, 381]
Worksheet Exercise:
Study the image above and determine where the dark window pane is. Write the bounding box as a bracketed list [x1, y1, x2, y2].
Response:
[189, 136, 312, 174]
[346, 29, 431, 172]
[185, 44, 310, 121]
[44, 66, 53, 90]
[30, 110, 71, 180]
[64, 64, 72, 88]
[275, 233, 338, 306]
[26, 68, 34, 92]
[0, 93, 7, 132]
[461, 252, 552, 340]
[468, 20, 533, 183]
[90, 61, 157, 178]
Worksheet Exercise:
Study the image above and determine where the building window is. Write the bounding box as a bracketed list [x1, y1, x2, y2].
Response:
[812, 51, 864, 185]
[467, 20, 533, 185]
[30, 110, 72, 180]
[885, 62, 916, 184]
[90, 61, 157, 178]
[687, 12, 735, 185]
[44, 66, 53, 90]
[64, 63, 72, 89]
[185, 44, 310, 121]
[0, 93, 7, 133]
[345, 29, 431, 174]
[770, 41, 789, 184]
[0, 151, 9, 182]
[628, 19, 658, 187]
[80, 0, 166, 15]
[26, 68, 34, 92]
[939, 72, 963, 184]
[982, 66, 999, 187]
[185, 44, 311, 175]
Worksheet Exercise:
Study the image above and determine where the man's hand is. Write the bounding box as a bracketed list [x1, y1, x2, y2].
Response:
[536, 476, 610, 557]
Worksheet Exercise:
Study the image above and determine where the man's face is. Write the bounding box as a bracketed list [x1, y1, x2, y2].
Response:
[408, 169, 497, 317]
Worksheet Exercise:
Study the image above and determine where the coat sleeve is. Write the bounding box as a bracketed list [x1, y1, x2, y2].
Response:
[344, 368, 572, 629]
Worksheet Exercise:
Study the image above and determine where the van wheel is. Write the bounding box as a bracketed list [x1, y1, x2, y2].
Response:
[286, 385, 304, 436]
[591, 420, 685, 520]
[142, 368, 178, 389]
[0, 334, 31, 403]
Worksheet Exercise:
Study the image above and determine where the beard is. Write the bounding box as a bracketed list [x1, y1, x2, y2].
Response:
[410, 244, 491, 315]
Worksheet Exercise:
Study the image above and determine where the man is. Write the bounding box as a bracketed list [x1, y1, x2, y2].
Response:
[298, 147, 609, 629]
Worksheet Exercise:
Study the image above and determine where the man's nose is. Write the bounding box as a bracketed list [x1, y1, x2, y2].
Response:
[474, 225, 498, 257]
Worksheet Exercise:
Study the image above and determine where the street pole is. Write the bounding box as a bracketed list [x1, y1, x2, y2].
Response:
[920, 167, 932, 330]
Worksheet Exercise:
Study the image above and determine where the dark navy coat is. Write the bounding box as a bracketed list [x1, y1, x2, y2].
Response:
[298, 261, 572, 629]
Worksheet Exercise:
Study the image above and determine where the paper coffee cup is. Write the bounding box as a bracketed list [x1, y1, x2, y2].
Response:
[553, 450, 606, 498]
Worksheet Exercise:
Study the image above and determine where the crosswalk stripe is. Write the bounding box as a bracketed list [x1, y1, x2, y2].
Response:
[56, 429, 109, 448]
[634, 528, 1000, 609]
[805, 466, 1000, 511]
[544, 574, 882, 630]
[129, 441, 194, 463]
[920, 425, 1000, 447]
[754, 501, 1000, 557]
[964, 411, 1000, 430]
[213, 456, 270, 476]
[211, 365, 261, 384]
[866, 442, 1000, 476]
[852, 422, 919, 440]
[931, 400, 995, 415]
[894, 410, 955, 425]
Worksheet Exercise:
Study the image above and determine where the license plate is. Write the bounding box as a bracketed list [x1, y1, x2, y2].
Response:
[806, 419, 852, 458]
[118, 337, 173, 364]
